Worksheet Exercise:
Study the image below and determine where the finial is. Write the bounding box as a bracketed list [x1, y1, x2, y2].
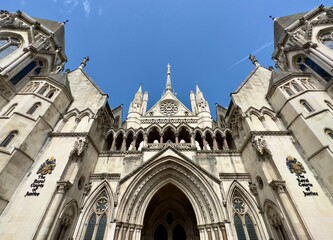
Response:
[249, 54, 259, 66]
[63, 20, 69, 24]
[79, 56, 89, 69]
[138, 83, 142, 93]
[195, 83, 201, 93]
[166, 63, 172, 91]
[269, 15, 276, 21]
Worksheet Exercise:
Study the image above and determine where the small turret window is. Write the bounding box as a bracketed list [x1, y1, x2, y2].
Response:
[325, 129, 333, 140]
[300, 100, 314, 113]
[296, 56, 332, 82]
[0, 36, 20, 60]
[27, 102, 41, 115]
[0, 130, 18, 147]
[319, 31, 333, 50]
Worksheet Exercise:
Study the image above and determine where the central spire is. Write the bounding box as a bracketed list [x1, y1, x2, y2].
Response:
[166, 63, 172, 91]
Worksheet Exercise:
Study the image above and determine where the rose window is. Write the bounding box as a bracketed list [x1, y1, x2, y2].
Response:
[159, 101, 178, 116]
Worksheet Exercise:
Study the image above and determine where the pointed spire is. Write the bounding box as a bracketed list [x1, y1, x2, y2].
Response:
[195, 83, 201, 93]
[138, 83, 142, 93]
[166, 63, 172, 91]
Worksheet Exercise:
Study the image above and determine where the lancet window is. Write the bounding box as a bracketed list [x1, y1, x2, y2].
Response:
[0, 130, 18, 147]
[83, 195, 109, 240]
[232, 196, 258, 240]
[300, 100, 314, 113]
[3, 103, 17, 116]
[27, 102, 41, 115]
[0, 36, 20, 60]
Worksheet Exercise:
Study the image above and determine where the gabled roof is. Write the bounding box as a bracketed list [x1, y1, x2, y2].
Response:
[32, 17, 65, 50]
[274, 12, 307, 47]
[48, 73, 71, 93]
[145, 90, 193, 117]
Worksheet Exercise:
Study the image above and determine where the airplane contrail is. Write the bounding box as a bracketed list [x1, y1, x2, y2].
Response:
[229, 41, 273, 68]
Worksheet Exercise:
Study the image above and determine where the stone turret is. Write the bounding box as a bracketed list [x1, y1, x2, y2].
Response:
[127, 84, 144, 129]
[194, 84, 212, 128]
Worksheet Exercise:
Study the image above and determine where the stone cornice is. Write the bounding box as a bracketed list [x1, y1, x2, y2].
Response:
[219, 172, 251, 180]
[90, 173, 121, 181]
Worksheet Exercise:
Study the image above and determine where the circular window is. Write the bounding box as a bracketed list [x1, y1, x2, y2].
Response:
[159, 101, 179, 116]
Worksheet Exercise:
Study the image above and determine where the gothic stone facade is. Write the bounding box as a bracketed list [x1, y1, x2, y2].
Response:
[1, 6, 333, 240]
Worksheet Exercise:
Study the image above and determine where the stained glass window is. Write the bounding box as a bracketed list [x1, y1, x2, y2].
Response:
[245, 214, 258, 240]
[0, 37, 20, 60]
[95, 214, 107, 240]
[234, 215, 246, 240]
[296, 56, 332, 82]
[319, 32, 333, 50]
[84, 214, 96, 240]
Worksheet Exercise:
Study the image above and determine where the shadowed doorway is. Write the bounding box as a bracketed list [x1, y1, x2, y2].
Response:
[142, 184, 199, 240]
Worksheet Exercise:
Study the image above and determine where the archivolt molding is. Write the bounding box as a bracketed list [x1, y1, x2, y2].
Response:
[115, 155, 224, 226]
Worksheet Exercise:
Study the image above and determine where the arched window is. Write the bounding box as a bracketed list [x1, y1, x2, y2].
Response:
[325, 129, 333, 140]
[325, 101, 333, 111]
[292, 82, 302, 92]
[0, 130, 18, 147]
[38, 84, 48, 95]
[300, 100, 314, 113]
[319, 30, 333, 50]
[0, 36, 20, 60]
[234, 215, 246, 240]
[9, 60, 45, 86]
[83, 214, 96, 240]
[46, 90, 55, 99]
[296, 56, 332, 82]
[27, 102, 41, 115]
[232, 196, 259, 240]
[284, 87, 294, 96]
[4, 103, 17, 116]
[83, 195, 109, 240]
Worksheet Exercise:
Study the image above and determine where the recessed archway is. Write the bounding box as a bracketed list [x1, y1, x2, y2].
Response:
[142, 183, 199, 240]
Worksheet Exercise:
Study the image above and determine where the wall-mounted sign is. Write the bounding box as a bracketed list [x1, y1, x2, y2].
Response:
[24, 157, 56, 197]
[286, 155, 318, 197]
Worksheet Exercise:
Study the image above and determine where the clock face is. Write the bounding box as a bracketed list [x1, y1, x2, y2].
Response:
[159, 101, 179, 116]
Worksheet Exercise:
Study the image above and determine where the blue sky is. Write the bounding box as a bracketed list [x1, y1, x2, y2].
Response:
[3, 1, 332, 119]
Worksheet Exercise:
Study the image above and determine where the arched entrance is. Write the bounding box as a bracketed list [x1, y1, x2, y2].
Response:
[141, 184, 199, 240]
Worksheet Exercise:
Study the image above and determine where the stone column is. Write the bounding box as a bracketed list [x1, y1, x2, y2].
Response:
[121, 137, 127, 151]
[223, 138, 229, 150]
[143, 134, 148, 148]
[206, 226, 212, 240]
[131, 137, 137, 151]
[175, 133, 179, 144]
[35, 181, 72, 240]
[202, 136, 208, 150]
[111, 139, 116, 151]
[114, 223, 121, 240]
[269, 180, 309, 239]
[219, 225, 227, 240]
[191, 133, 195, 148]
[213, 224, 220, 240]
[121, 224, 129, 240]
[160, 133, 163, 144]
[212, 137, 218, 150]
[128, 226, 135, 240]
[134, 226, 142, 240]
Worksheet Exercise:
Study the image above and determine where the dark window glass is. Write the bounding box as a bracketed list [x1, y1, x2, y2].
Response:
[234, 215, 246, 240]
[0, 131, 17, 147]
[0, 45, 18, 60]
[304, 57, 332, 82]
[245, 214, 258, 240]
[327, 130, 333, 139]
[10, 61, 37, 85]
[84, 214, 96, 240]
[27, 103, 40, 115]
[293, 83, 302, 92]
[301, 101, 314, 112]
[95, 214, 107, 240]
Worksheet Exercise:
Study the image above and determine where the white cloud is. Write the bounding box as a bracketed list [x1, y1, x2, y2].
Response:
[83, 0, 91, 17]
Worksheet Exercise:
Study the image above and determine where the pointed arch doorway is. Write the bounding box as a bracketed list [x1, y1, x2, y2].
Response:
[141, 183, 199, 240]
